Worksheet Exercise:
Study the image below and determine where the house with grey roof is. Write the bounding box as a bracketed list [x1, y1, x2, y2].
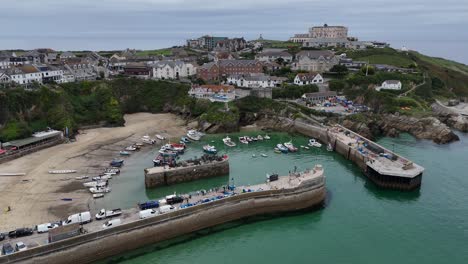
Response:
[292, 50, 339, 72]
[150, 60, 197, 80]
[255, 49, 293, 63]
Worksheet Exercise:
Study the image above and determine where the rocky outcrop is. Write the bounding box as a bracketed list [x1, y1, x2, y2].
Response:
[378, 115, 459, 144]
[341, 114, 459, 144]
[431, 102, 468, 133]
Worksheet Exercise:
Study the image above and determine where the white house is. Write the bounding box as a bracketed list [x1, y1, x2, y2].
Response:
[35, 65, 64, 84]
[151, 60, 197, 80]
[291, 50, 339, 72]
[294, 72, 324, 86]
[5, 65, 42, 85]
[376, 80, 402, 91]
[227, 73, 286, 88]
[0, 71, 11, 84]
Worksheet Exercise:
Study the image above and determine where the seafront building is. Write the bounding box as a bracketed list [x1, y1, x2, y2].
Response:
[188, 84, 236, 102]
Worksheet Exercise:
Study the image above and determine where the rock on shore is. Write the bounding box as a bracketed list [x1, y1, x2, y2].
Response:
[342, 114, 459, 144]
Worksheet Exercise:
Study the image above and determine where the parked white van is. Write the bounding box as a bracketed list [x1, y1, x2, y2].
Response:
[159, 205, 175, 214]
[36, 223, 59, 233]
[102, 219, 121, 229]
[62, 212, 92, 225]
[139, 209, 158, 219]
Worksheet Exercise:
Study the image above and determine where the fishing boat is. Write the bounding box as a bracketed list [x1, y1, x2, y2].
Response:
[48, 170, 77, 174]
[223, 136, 236, 147]
[308, 139, 322, 148]
[257, 135, 264, 141]
[284, 142, 298, 152]
[180, 137, 191, 144]
[75, 176, 88, 180]
[110, 159, 124, 167]
[252, 154, 256, 158]
[89, 187, 111, 194]
[125, 146, 137, 151]
[261, 153, 268, 157]
[84, 181, 107, 188]
[93, 194, 104, 199]
[327, 143, 333, 152]
[119, 151, 130, 156]
[203, 145, 217, 154]
[187, 130, 202, 141]
[264, 135, 271, 140]
[274, 148, 281, 154]
[170, 143, 186, 152]
[156, 134, 166, 140]
[276, 144, 289, 153]
[238, 136, 249, 144]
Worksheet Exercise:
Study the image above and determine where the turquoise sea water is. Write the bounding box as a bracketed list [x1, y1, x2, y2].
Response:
[98, 132, 468, 264]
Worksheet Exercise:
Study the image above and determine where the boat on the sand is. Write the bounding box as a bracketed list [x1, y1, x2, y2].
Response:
[119, 151, 130, 156]
[75, 176, 89, 180]
[125, 146, 137, 151]
[93, 194, 104, 199]
[89, 187, 111, 194]
[48, 170, 77, 174]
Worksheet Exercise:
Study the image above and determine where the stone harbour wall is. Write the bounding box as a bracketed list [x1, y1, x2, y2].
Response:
[144, 159, 230, 188]
[2, 176, 325, 264]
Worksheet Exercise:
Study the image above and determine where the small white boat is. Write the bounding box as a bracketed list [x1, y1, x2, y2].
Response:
[156, 134, 166, 140]
[119, 151, 131, 156]
[308, 139, 322, 148]
[142, 138, 155, 145]
[223, 136, 236, 147]
[135, 143, 144, 147]
[89, 187, 111, 194]
[187, 130, 202, 141]
[203, 145, 217, 154]
[252, 154, 256, 158]
[93, 175, 112, 181]
[274, 148, 281, 154]
[84, 181, 107, 188]
[48, 170, 77, 174]
[93, 194, 104, 199]
[75, 176, 89, 180]
[304, 146, 310, 150]
[257, 135, 264, 141]
[239, 136, 249, 144]
[264, 135, 271, 140]
[142, 135, 151, 140]
[284, 142, 298, 152]
[327, 143, 333, 152]
[125, 146, 137, 151]
[261, 153, 268, 157]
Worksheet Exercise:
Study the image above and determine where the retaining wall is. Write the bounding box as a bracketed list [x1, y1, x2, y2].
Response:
[0, 138, 65, 165]
[1, 176, 325, 264]
[144, 159, 230, 188]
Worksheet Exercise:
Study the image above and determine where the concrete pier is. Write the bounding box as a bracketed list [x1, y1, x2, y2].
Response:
[1, 165, 325, 264]
[144, 157, 230, 188]
[288, 119, 424, 190]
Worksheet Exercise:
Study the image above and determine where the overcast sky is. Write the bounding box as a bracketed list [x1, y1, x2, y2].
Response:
[1, 0, 467, 63]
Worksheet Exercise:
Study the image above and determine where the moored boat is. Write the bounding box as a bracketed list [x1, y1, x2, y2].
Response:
[203, 145, 217, 154]
[223, 136, 236, 147]
[93, 194, 104, 199]
[89, 187, 111, 194]
[257, 135, 264, 141]
[261, 153, 268, 157]
[110, 159, 124, 167]
[238, 136, 249, 144]
[125, 146, 137, 151]
[75, 176, 89, 180]
[156, 134, 166, 140]
[180, 137, 191, 143]
[284, 142, 298, 152]
[327, 143, 333, 152]
[119, 151, 130, 156]
[187, 130, 202, 141]
[308, 139, 322, 148]
[264, 135, 271, 140]
[276, 144, 289, 153]
[274, 148, 281, 154]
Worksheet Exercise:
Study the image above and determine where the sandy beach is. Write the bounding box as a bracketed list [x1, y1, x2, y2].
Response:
[0, 113, 186, 231]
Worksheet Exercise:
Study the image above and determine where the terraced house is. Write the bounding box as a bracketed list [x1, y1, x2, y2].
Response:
[291, 50, 339, 72]
[198, 60, 263, 81]
[150, 60, 197, 80]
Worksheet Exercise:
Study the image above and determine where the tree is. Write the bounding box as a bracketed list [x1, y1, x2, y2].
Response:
[329, 64, 348, 74]
[275, 58, 285, 66]
[360, 65, 375, 75]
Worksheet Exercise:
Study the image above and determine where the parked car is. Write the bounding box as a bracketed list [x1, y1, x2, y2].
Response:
[15, 242, 27, 252]
[2, 243, 14, 255]
[36, 223, 60, 233]
[8, 228, 33, 238]
[102, 219, 121, 229]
